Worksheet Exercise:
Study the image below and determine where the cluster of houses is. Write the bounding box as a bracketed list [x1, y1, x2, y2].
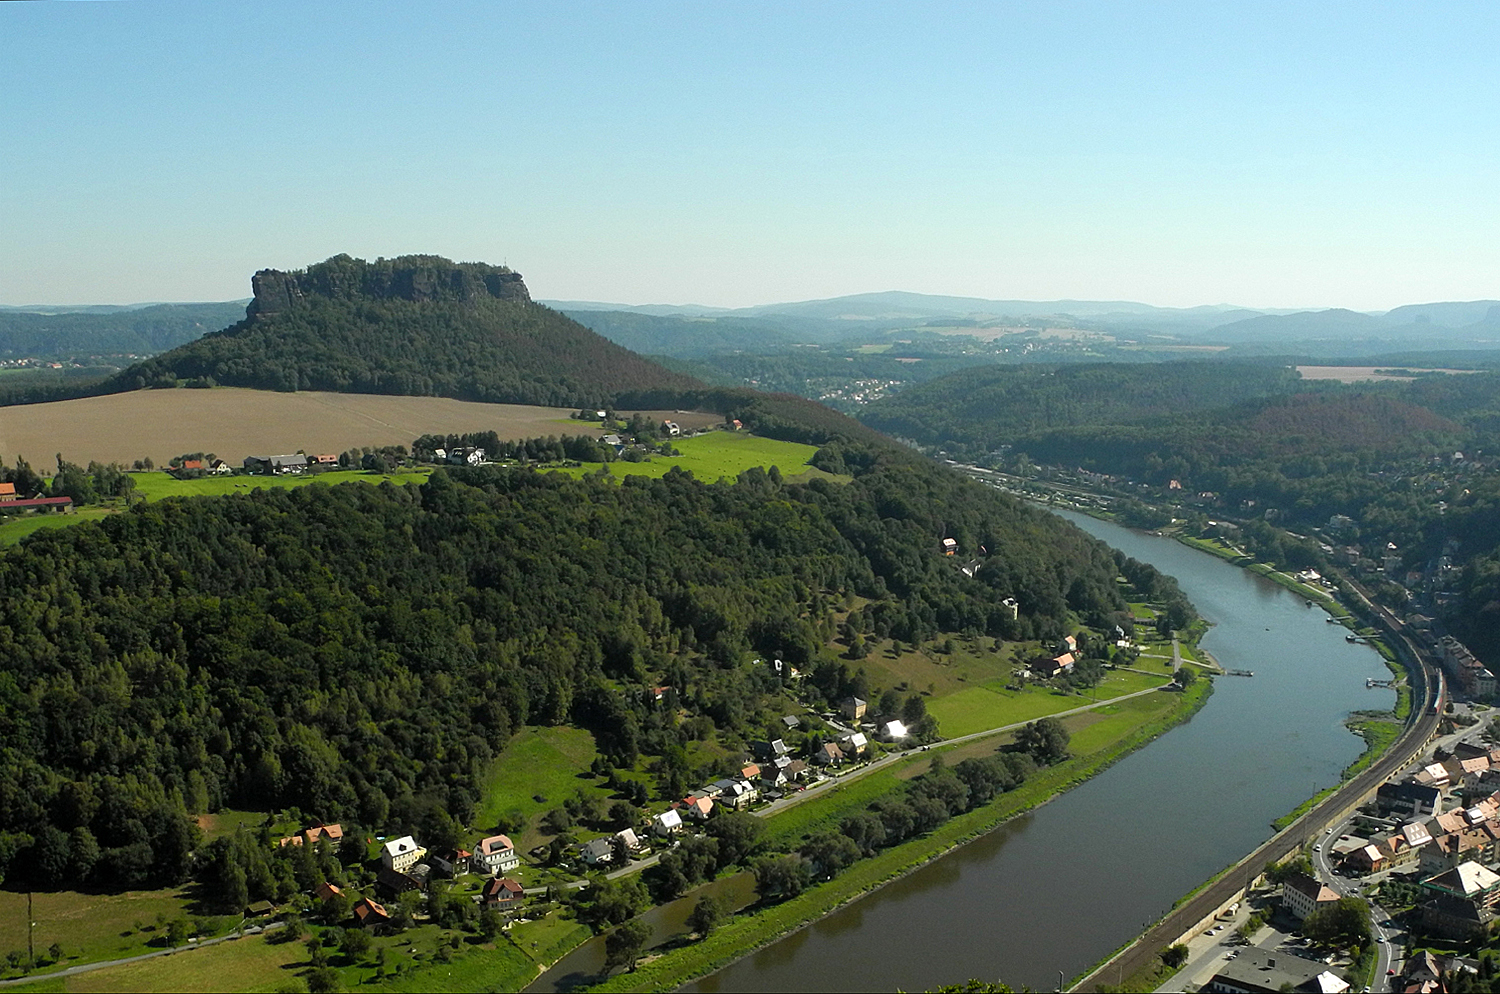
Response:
[1303, 741, 1500, 941]
[277, 823, 530, 931]
[0, 481, 72, 514]
[1440, 636, 1497, 701]
[241, 453, 343, 476]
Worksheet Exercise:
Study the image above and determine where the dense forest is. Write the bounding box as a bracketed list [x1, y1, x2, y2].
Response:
[0, 302, 241, 358]
[859, 359, 1500, 661]
[0, 437, 1139, 893]
[96, 256, 702, 408]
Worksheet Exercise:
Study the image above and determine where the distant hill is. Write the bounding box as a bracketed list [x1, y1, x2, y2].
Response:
[0, 302, 244, 356]
[102, 255, 703, 408]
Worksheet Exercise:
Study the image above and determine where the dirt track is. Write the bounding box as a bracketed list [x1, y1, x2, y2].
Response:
[0, 388, 723, 466]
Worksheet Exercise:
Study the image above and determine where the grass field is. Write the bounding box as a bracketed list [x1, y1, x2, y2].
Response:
[550, 432, 825, 484]
[51, 934, 306, 994]
[925, 669, 1170, 738]
[0, 507, 114, 546]
[0, 887, 206, 978]
[474, 726, 613, 849]
[129, 467, 431, 500]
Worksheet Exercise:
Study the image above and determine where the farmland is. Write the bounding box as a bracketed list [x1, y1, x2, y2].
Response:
[0, 387, 720, 467]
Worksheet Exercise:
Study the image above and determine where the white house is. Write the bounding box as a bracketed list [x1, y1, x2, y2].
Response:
[381, 835, 427, 874]
[653, 809, 684, 838]
[473, 834, 519, 875]
[881, 719, 909, 741]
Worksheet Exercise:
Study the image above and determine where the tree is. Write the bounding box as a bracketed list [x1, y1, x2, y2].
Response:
[753, 854, 812, 901]
[1016, 718, 1069, 765]
[604, 919, 652, 973]
[706, 812, 765, 867]
[478, 908, 504, 940]
[338, 927, 371, 962]
[166, 918, 192, 948]
[1302, 897, 1371, 950]
[686, 894, 724, 939]
[307, 965, 343, 993]
[1173, 666, 1199, 689]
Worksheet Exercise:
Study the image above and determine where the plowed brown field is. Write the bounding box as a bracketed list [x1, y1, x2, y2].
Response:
[0, 388, 722, 465]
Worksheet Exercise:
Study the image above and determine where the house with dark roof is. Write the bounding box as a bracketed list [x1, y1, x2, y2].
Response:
[481, 876, 525, 912]
[1202, 947, 1348, 993]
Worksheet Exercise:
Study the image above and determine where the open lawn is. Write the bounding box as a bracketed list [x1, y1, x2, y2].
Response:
[475, 727, 612, 849]
[0, 507, 113, 546]
[129, 468, 430, 500]
[550, 431, 825, 484]
[837, 634, 1021, 701]
[509, 916, 591, 964]
[0, 887, 207, 977]
[925, 669, 1170, 738]
[49, 933, 307, 994]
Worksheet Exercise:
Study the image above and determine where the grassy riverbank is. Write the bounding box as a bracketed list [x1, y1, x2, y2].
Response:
[592, 680, 1213, 993]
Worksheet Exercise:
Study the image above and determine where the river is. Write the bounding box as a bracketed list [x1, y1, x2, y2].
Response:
[687, 510, 1394, 992]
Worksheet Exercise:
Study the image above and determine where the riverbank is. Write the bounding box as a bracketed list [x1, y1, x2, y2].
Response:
[590, 680, 1213, 993]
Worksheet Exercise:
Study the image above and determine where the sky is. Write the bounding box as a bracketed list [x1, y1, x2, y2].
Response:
[2, 1, 1497, 310]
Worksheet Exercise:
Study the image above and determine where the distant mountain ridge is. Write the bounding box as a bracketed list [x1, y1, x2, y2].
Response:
[101, 255, 702, 408]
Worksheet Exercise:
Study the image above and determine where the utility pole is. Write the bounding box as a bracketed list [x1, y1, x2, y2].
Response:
[27, 891, 34, 967]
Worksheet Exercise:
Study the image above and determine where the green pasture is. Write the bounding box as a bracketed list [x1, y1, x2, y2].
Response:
[474, 726, 614, 848]
[550, 432, 826, 484]
[128, 468, 431, 500]
[925, 669, 1170, 738]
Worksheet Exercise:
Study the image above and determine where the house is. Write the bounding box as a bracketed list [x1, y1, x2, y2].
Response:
[781, 714, 801, 730]
[313, 881, 343, 903]
[653, 809, 684, 837]
[431, 848, 472, 877]
[683, 796, 714, 821]
[377, 866, 424, 897]
[941, 538, 958, 556]
[0, 483, 15, 501]
[881, 719, 909, 741]
[717, 780, 757, 809]
[209, 459, 233, 475]
[473, 834, 519, 875]
[580, 837, 614, 866]
[731, 419, 742, 431]
[280, 823, 343, 848]
[172, 459, 205, 479]
[841, 732, 869, 757]
[815, 742, 846, 767]
[1422, 893, 1495, 942]
[353, 897, 391, 930]
[244, 454, 307, 476]
[1376, 782, 1441, 819]
[1281, 873, 1340, 920]
[614, 828, 645, 854]
[1035, 654, 1076, 679]
[1202, 946, 1349, 993]
[1421, 861, 1500, 910]
[381, 835, 427, 874]
[784, 759, 808, 782]
[1059, 635, 1078, 656]
[481, 876, 525, 912]
[840, 697, 867, 722]
[740, 763, 761, 781]
[663, 420, 681, 436]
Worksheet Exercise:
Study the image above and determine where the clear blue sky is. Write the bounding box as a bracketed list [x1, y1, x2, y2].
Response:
[3, 1, 1497, 310]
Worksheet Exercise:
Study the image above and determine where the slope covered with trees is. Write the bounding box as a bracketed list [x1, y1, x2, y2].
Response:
[0, 437, 1139, 893]
[100, 255, 702, 408]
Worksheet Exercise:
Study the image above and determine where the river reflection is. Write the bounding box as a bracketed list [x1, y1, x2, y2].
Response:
[692, 511, 1393, 992]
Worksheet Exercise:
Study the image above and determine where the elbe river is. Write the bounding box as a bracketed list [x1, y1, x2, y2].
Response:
[691, 510, 1393, 992]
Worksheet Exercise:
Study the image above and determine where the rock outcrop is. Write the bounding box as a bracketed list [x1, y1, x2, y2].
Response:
[248, 254, 530, 319]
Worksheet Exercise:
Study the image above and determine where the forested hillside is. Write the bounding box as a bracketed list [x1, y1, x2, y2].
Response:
[0, 442, 1134, 893]
[100, 256, 702, 408]
[0, 302, 243, 357]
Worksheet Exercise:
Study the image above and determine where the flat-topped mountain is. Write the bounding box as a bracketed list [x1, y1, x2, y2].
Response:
[104, 254, 700, 407]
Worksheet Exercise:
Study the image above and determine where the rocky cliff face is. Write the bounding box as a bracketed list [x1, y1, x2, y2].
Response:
[247, 254, 530, 319]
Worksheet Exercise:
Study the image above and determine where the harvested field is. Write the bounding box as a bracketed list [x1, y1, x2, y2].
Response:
[1296, 364, 1483, 383]
[0, 388, 722, 466]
